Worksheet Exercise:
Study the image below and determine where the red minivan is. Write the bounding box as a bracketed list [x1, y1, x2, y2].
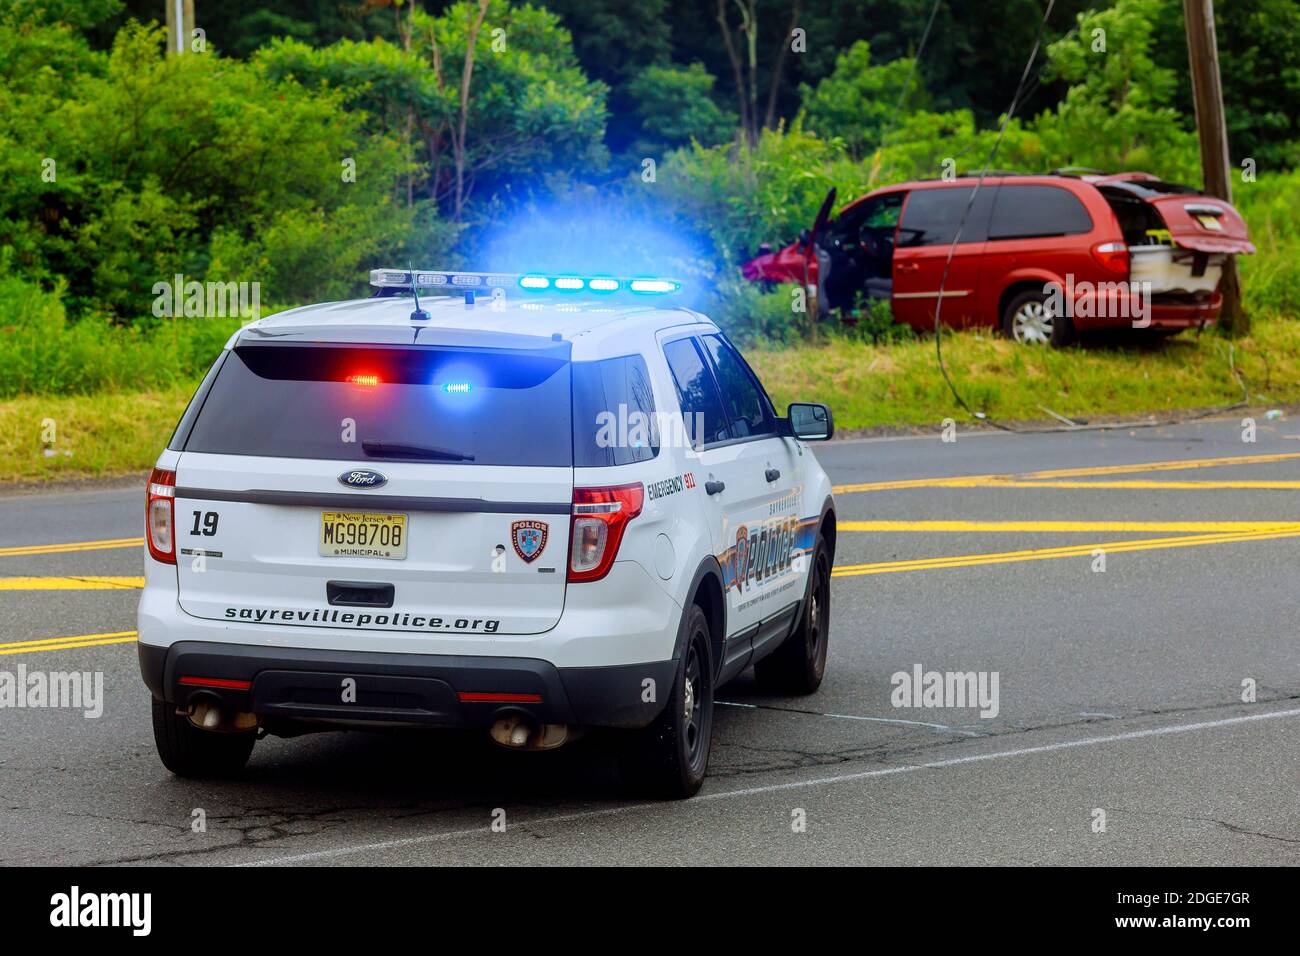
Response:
[741, 172, 1255, 346]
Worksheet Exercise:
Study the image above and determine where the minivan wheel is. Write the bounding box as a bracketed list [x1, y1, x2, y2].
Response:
[754, 539, 830, 695]
[622, 604, 714, 799]
[151, 697, 256, 778]
[1002, 289, 1073, 347]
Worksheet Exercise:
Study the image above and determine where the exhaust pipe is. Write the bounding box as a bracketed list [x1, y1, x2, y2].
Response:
[186, 698, 258, 733]
[488, 714, 574, 750]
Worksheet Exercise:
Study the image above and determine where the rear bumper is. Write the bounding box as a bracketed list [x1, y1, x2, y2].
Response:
[1070, 292, 1221, 332]
[1147, 292, 1222, 329]
[140, 640, 675, 730]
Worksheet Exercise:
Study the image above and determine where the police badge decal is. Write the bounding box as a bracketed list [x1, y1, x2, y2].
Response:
[511, 520, 549, 563]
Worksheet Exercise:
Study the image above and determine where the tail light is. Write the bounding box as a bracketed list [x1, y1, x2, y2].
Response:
[1091, 240, 1129, 275]
[568, 483, 643, 582]
[146, 467, 176, 564]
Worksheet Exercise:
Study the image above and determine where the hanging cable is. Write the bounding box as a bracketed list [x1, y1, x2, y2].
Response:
[928, 0, 1250, 434]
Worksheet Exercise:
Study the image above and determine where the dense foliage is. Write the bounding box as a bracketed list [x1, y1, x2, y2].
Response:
[0, 0, 1296, 357]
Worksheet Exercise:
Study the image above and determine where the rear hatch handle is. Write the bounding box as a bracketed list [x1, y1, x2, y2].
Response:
[327, 581, 395, 608]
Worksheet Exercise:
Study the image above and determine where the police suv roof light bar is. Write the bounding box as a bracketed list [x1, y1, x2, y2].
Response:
[369, 269, 683, 298]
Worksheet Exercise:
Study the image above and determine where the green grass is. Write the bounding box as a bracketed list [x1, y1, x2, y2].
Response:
[748, 316, 1300, 431]
[0, 387, 197, 485]
[2, 170, 1298, 481]
[5, 316, 1298, 484]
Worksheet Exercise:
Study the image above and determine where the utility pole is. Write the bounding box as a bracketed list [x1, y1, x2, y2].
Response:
[1183, 0, 1246, 335]
[166, 0, 196, 56]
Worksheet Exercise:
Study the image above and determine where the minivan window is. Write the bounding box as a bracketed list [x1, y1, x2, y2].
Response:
[701, 334, 775, 439]
[988, 185, 1093, 239]
[182, 343, 572, 467]
[663, 337, 730, 448]
[897, 186, 996, 247]
[830, 192, 905, 244]
[572, 354, 660, 467]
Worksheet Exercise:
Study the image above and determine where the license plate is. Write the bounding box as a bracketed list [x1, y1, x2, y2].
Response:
[319, 512, 407, 560]
[1196, 214, 1223, 231]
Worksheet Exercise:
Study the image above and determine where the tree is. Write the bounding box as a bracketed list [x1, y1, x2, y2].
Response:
[86, 0, 401, 56]
[800, 40, 930, 159]
[1147, 0, 1300, 170]
[627, 62, 737, 155]
[537, 0, 672, 155]
[0, 18, 425, 314]
[412, 0, 609, 220]
[1034, 0, 1199, 183]
[260, 1, 609, 224]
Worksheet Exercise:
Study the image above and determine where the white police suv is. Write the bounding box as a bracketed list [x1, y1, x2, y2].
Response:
[138, 269, 837, 798]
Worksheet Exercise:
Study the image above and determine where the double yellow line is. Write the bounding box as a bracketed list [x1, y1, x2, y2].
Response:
[0, 630, 138, 656]
[0, 537, 142, 558]
[833, 526, 1300, 577]
[832, 451, 1300, 495]
[838, 520, 1300, 533]
[0, 576, 144, 590]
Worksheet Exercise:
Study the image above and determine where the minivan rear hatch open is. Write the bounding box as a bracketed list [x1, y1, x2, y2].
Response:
[169, 334, 573, 636]
[1098, 176, 1254, 295]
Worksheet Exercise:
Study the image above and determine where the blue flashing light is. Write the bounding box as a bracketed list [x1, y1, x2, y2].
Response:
[553, 277, 585, 291]
[587, 278, 620, 292]
[442, 382, 472, 394]
[519, 275, 550, 290]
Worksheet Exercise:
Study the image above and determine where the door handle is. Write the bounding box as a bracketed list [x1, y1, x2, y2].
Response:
[764, 468, 781, 482]
[705, 480, 726, 496]
[897, 262, 920, 272]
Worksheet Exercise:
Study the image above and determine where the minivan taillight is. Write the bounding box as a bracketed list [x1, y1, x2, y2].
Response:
[568, 483, 644, 582]
[146, 467, 176, 564]
[1091, 240, 1129, 275]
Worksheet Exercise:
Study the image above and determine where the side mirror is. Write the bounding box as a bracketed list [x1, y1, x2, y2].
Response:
[787, 402, 834, 441]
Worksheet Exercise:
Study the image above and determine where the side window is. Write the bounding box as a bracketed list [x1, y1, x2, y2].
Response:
[572, 355, 660, 467]
[826, 193, 904, 246]
[663, 337, 730, 448]
[862, 192, 905, 229]
[700, 334, 775, 439]
[987, 185, 1093, 239]
[897, 186, 996, 247]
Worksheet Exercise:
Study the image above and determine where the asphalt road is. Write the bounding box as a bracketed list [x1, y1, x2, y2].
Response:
[1, 416, 1297, 866]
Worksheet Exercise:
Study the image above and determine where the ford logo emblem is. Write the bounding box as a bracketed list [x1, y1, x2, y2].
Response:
[339, 469, 387, 489]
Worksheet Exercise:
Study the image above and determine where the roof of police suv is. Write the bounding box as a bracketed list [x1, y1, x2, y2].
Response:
[234, 293, 705, 359]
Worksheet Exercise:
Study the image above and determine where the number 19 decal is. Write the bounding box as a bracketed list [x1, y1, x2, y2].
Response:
[190, 510, 219, 536]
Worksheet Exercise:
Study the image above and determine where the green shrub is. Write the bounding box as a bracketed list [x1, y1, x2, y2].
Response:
[699, 279, 811, 347]
[1235, 170, 1300, 318]
[0, 274, 239, 397]
[0, 18, 430, 318]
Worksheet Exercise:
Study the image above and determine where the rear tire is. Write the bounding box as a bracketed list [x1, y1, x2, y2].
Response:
[621, 605, 714, 799]
[1002, 289, 1073, 348]
[151, 697, 256, 778]
[754, 539, 830, 695]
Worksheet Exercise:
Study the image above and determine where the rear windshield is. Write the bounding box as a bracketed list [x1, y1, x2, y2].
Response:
[1099, 186, 1168, 245]
[179, 344, 572, 467]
